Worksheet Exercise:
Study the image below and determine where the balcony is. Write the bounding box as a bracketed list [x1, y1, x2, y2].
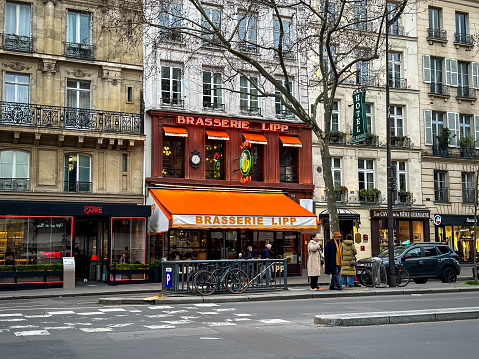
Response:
[356, 75, 380, 87]
[432, 145, 451, 157]
[65, 42, 95, 60]
[457, 87, 476, 100]
[64, 181, 92, 193]
[429, 83, 450, 97]
[159, 28, 182, 42]
[462, 188, 475, 204]
[434, 187, 448, 203]
[388, 25, 404, 36]
[274, 48, 295, 59]
[460, 148, 476, 159]
[335, 188, 348, 204]
[454, 33, 474, 47]
[1, 33, 33, 52]
[0, 101, 143, 135]
[427, 28, 447, 42]
[397, 191, 412, 206]
[160, 97, 184, 108]
[0, 178, 29, 191]
[388, 77, 407, 89]
[330, 131, 347, 145]
[238, 42, 258, 53]
[162, 167, 184, 178]
[203, 102, 225, 111]
[276, 109, 294, 118]
[391, 135, 411, 149]
[240, 106, 261, 116]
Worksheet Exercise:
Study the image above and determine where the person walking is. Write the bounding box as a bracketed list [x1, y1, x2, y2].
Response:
[324, 232, 343, 290]
[261, 243, 273, 282]
[341, 234, 357, 288]
[261, 243, 271, 259]
[307, 234, 323, 290]
[244, 246, 253, 259]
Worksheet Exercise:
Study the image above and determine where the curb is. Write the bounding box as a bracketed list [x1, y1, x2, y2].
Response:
[314, 307, 479, 326]
[97, 286, 479, 305]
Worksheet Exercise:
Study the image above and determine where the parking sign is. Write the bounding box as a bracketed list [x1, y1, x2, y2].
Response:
[165, 267, 172, 288]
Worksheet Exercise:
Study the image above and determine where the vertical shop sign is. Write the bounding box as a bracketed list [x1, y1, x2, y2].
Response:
[351, 89, 369, 143]
[239, 142, 252, 184]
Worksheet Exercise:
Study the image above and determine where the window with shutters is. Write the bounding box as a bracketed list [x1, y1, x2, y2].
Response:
[430, 57, 446, 95]
[459, 114, 472, 139]
[457, 62, 471, 98]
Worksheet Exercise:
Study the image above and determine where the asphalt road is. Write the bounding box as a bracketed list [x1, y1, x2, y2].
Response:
[0, 292, 478, 359]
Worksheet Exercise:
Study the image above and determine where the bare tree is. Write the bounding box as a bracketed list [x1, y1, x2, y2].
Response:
[103, 0, 415, 233]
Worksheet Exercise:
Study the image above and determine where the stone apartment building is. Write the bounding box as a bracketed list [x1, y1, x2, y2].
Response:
[417, 0, 479, 262]
[0, 0, 149, 282]
[311, 1, 428, 259]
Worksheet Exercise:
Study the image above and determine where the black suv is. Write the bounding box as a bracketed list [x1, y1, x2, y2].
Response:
[356, 243, 461, 284]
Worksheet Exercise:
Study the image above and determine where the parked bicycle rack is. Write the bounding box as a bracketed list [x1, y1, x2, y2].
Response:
[161, 259, 288, 294]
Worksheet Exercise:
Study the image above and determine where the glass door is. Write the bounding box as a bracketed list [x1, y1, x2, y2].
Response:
[224, 230, 238, 259]
[208, 231, 223, 260]
[74, 219, 108, 281]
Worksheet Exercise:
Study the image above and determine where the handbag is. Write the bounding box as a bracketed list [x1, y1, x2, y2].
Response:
[350, 257, 356, 266]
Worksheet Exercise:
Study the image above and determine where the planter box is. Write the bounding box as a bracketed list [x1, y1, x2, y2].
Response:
[109, 268, 151, 285]
[0, 271, 63, 290]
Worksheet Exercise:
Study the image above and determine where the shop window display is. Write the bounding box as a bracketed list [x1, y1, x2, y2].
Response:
[169, 230, 208, 260]
[111, 218, 146, 264]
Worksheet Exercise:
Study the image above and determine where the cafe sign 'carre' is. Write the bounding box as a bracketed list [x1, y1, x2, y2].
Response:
[176, 116, 289, 132]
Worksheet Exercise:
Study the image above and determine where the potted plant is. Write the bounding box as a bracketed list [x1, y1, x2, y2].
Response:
[365, 134, 379, 147]
[109, 263, 151, 284]
[398, 190, 411, 204]
[391, 135, 411, 148]
[359, 188, 381, 203]
[150, 259, 162, 283]
[459, 135, 475, 158]
[330, 131, 347, 144]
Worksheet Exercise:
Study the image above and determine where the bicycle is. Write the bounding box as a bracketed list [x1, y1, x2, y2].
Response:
[359, 262, 410, 287]
[193, 263, 249, 295]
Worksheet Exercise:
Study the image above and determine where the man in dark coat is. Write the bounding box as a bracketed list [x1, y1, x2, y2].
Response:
[244, 246, 253, 259]
[261, 244, 271, 259]
[324, 232, 343, 290]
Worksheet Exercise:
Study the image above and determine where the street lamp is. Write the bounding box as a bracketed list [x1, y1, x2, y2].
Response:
[386, 5, 396, 287]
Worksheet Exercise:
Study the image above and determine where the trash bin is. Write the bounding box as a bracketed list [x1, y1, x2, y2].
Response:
[371, 257, 387, 287]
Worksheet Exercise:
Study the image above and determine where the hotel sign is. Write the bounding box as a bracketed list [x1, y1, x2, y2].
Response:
[351, 89, 369, 143]
[176, 116, 288, 132]
[172, 215, 317, 229]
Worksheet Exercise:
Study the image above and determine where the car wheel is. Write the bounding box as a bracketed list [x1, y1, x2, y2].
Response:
[413, 278, 428, 284]
[441, 268, 457, 283]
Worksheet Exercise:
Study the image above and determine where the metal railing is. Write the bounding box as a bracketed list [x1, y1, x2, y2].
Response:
[429, 83, 450, 96]
[203, 102, 225, 111]
[454, 33, 474, 45]
[274, 48, 295, 59]
[427, 28, 447, 41]
[276, 109, 294, 118]
[238, 41, 258, 53]
[388, 77, 407, 89]
[1, 33, 33, 52]
[391, 136, 411, 148]
[160, 28, 182, 42]
[0, 101, 143, 134]
[388, 25, 404, 36]
[160, 97, 184, 107]
[161, 259, 288, 294]
[463, 188, 475, 204]
[397, 191, 413, 206]
[65, 42, 95, 60]
[0, 178, 29, 191]
[162, 167, 184, 178]
[63, 181, 92, 193]
[432, 145, 451, 157]
[457, 87, 476, 99]
[330, 134, 347, 145]
[240, 106, 261, 115]
[434, 187, 448, 203]
[460, 149, 476, 159]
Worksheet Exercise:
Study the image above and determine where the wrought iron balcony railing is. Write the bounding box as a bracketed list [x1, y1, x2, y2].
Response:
[0, 178, 29, 191]
[274, 48, 295, 59]
[457, 87, 476, 99]
[0, 101, 143, 134]
[454, 33, 474, 45]
[460, 148, 476, 159]
[429, 83, 450, 96]
[462, 188, 475, 204]
[240, 106, 261, 116]
[388, 77, 407, 89]
[388, 25, 404, 36]
[276, 109, 294, 118]
[391, 136, 411, 148]
[434, 187, 448, 203]
[162, 167, 184, 178]
[427, 28, 447, 41]
[160, 28, 183, 42]
[205, 169, 225, 180]
[203, 102, 225, 111]
[238, 41, 258, 53]
[1, 33, 33, 52]
[64, 181, 92, 193]
[65, 42, 95, 60]
[354, 22, 373, 32]
[160, 97, 184, 108]
[397, 191, 413, 206]
[432, 145, 451, 157]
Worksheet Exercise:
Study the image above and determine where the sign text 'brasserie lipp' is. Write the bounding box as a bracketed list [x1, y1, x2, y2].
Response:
[176, 116, 288, 132]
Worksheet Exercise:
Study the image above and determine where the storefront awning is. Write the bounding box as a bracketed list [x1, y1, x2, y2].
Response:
[147, 189, 318, 233]
[206, 129, 230, 140]
[318, 209, 360, 221]
[279, 135, 302, 147]
[163, 126, 188, 137]
[243, 132, 268, 145]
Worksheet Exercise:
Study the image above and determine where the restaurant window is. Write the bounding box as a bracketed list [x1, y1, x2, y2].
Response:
[250, 144, 263, 181]
[169, 229, 207, 260]
[279, 146, 297, 183]
[111, 218, 146, 265]
[205, 140, 225, 179]
[64, 153, 91, 192]
[0, 216, 72, 266]
[162, 137, 184, 178]
[0, 149, 29, 191]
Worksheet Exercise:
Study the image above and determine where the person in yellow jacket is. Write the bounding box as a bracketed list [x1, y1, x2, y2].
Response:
[324, 232, 343, 290]
[341, 234, 358, 287]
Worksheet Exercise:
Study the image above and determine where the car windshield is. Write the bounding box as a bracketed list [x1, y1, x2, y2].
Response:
[377, 245, 408, 258]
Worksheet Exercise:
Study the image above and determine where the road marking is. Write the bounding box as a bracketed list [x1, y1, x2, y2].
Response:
[43, 326, 74, 330]
[24, 314, 52, 318]
[48, 311, 75, 315]
[0, 318, 26, 322]
[161, 320, 191, 325]
[146, 314, 172, 318]
[0, 313, 23, 317]
[107, 323, 135, 328]
[163, 310, 188, 314]
[148, 306, 174, 310]
[200, 337, 222, 340]
[79, 328, 113, 333]
[129, 310, 142, 313]
[198, 312, 219, 315]
[234, 313, 253, 317]
[194, 303, 219, 307]
[180, 316, 199, 319]
[205, 322, 237, 326]
[215, 308, 236, 312]
[77, 312, 105, 316]
[14, 330, 49, 336]
[99, 308, 127, 312]
[234, 318, 251, 321]
[258, 319, 290, 324]
[143, 325, 176, 329]
[9, 325, 38, 329]
[65, 322, 92, 326]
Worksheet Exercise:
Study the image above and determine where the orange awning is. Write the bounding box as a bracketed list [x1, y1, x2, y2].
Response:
[280, 135, 302, 147]
[243, 132, 268, 145]
[149, 189, 317, 231]
[206, 129, 230, 140]
[163, 126, 188, 137]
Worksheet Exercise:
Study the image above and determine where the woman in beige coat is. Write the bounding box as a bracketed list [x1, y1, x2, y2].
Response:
[307, 234, 323, 290]
[341, 234, 357, 287]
